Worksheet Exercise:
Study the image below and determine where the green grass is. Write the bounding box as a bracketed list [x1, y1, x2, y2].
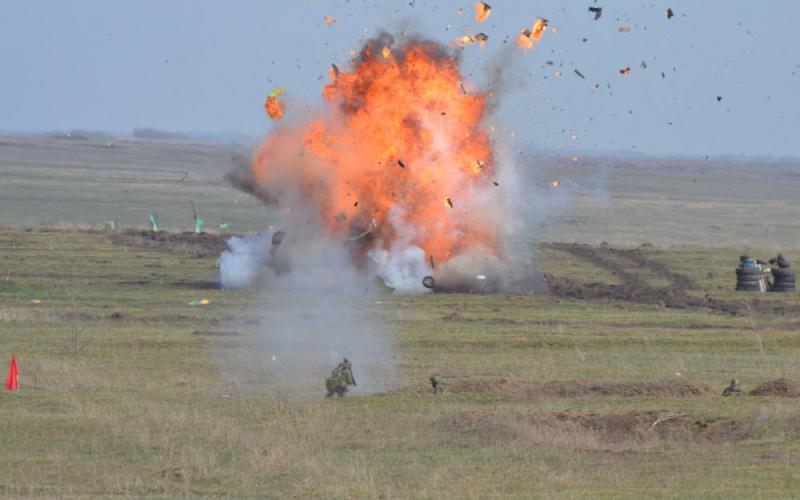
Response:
[1, 230, 799, 497]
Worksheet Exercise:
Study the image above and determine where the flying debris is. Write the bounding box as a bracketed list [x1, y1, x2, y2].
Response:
[661, 71, 666, 79]
[553, 71, 562, 77]
[618, 27, 631, 33]
[265, 87, 286, 120]
[398, 160, 406, 168]
[331, 63, 341, 77]
[324, 15, 336, 26]
[667, 8, 674, 19]
[549, 178, 561, 188]
[716, 96, 722, 102]
[619, 67, 631, 76]
[475, 1, 492, 23]
[640, 60, 647, 69]
[574, 69, 585, 79]
[588, 6, 602, 20]
[444, 197, 454, 208]
[456, 33, 489, 47]
[517, 18, 549, 49]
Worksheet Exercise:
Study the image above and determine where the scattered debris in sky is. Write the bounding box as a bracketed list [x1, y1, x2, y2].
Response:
[456, 33, 489, 47]
[475, 1, 492, 23]
[517, 18, 549, 49]
[588, 6, 602, 20]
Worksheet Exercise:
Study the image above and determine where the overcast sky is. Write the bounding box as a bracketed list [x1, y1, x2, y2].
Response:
[1, 0, 798, 157]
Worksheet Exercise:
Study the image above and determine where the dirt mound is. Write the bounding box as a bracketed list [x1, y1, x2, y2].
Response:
[434, 410, 749, 446]
[549, 411, 749, 444]
[110, 229, 229, 258]
[545, 275, 800, 316]
[448, 378, 713, 398]
[543, 243, 800, 316]
[750, 378, 800, 397]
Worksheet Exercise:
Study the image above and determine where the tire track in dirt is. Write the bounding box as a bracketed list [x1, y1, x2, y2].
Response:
[542, 243, 800, 316]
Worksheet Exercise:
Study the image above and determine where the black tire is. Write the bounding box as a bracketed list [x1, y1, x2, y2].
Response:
[422, 276, 435, 289]
[772, 268, 795, 279]
[737, 276, 763, 283]
[736, 268, 762, 277]
[736, 285, 762, 292]
[736, 280, 763, 288]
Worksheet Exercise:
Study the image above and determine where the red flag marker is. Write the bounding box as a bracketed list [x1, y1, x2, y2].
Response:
[6, 354, 18, 391]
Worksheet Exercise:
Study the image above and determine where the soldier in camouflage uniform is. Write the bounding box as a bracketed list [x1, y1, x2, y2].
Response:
[722, 379, 745, 397]
[769, 254, 791, 269]
[325, 358, 356, 397]
[430, 375, 445, 394]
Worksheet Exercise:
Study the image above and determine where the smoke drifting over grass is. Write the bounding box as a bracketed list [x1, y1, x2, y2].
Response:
[217, 32, 567, 396]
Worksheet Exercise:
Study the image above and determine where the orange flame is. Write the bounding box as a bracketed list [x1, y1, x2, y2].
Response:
[324, 15, 336, 26]
[517, 18, 548, 49]
[264, 96, 284, 120]
[475, 1, 492, 23]
[454, 33, 489, 47]
[250, 39, 498, 265]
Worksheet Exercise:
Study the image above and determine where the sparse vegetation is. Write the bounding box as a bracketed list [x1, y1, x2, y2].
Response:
[1, 229, 799, 497]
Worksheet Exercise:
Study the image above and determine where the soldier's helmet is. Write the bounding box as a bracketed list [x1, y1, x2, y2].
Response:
[731, 379, 739, 387]
[342, 358, 352, 368]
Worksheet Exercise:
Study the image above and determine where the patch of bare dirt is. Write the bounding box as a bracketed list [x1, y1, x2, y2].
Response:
[543, 243, 800, 316]
[549, 411, 750, 444]
[750, 378, 800, 397]
[110, 229, 229, 258]
[434, 410, 750, 446]
[448, 378, 713, 398]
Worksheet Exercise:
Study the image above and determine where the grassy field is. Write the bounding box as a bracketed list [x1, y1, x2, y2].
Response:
[1, 229, 799, 497]
[2, 136, 800, 247]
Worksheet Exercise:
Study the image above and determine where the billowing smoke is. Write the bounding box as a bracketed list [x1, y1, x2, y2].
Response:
[217, 32, 559, 396]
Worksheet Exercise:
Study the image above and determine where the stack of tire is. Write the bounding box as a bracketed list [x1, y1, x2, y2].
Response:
[771, 267, 796, 293]
[735, 266, 765, 292]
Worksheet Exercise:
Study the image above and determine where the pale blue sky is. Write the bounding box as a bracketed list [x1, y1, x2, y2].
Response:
[1, 0, 798, 157]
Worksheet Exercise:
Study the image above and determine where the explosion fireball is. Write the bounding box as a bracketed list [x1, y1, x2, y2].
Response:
[227, 34, 540, 293]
